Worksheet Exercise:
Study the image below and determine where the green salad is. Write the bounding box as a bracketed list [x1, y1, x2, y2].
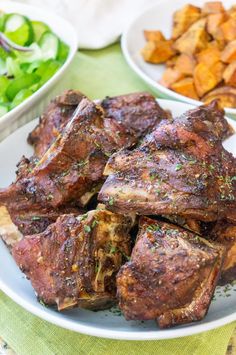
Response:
[0, 12, 69, 117]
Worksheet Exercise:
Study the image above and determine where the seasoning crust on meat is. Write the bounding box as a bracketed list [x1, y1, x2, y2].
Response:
[117, 217, 225, 328]
[13, 209, 132, 311]
[99, 101, 236, 222]
[0, 89, 235, 330]
[0, 92, 167, 235]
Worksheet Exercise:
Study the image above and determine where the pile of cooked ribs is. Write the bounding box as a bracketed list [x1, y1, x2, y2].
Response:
[0, 90, 236, 328]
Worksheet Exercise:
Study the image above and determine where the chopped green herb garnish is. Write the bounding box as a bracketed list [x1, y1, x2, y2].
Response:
[94, 141, 101, 149]
[175, 163, 183, 171]
[110, 246, 117, 254]
[150, 172, 158, 180]
[147, 224, 161, 232]
[92, 219, 98, 228]
[80, 213, 88, 221]
[108, 196, 115, 206]
[31, 216, 41, 221]
[209, 164, 215, 171]
[104, 151, 112, 157]
[61, 170, 70, 177]
[39, 299, 47, 307]
[46, 193, 53, 200]
[84, 225, 91, 233]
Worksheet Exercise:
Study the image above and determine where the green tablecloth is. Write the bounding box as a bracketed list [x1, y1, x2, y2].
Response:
[0, 43, 235, 355]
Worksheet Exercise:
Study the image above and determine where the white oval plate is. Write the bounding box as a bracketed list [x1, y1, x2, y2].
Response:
[0, 99, 236, 340]
[121, 0, 236, 118]
[0, 1, 78, 140]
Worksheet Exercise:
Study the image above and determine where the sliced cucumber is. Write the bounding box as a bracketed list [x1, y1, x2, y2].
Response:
[0, 13, 6, 31]
[6, 73, 40, 100]
[26, 60, 42, 73]
[0, 46, 9, 61]
[4, 14, 25, 32]
[31, 21, 50, 42]
[4, 14, 34, 46]
[0, 104, 8, 117]
[0, 76, 9, 95]
[57, 40, 69, 62]
[0, 58, 7, 75]
[11, 88, 33, 108]
[35, 59, 61, 85]
[39, 32, 59, 60]
[6, 57, 22, 77]
[16, 43, 42, 64]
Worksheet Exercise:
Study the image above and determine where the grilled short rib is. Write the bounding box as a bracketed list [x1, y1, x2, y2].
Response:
[13, 208, 132, 311]
[0, 93, 167, 235]
[28, 90, 86, 157]
[28, 91, 168, 158]
[117, 217, 225, 328]
[209, 221, 236, 285]
[99, 101, 236, 222]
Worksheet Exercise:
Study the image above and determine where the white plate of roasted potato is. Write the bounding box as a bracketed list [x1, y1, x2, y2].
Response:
[122, 0, 236, 117]
[0, 89, 236, 340]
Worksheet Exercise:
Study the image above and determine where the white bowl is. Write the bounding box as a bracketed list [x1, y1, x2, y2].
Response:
[121, 0, 236, 118]
[0, 1, 78, 141]
[1, 99, 236, 340]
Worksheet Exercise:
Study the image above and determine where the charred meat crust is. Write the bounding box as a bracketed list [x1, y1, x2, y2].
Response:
[13, 209, 133, 311]
[0, 92, 167, 235]
[116, 217, 225, 328]
[99, 102, 236, 222]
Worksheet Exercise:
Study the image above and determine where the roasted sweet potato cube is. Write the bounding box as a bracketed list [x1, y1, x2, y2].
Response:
[166, 55, 179, 68]
[172, 4, 201, 39]
[229, 5, 236, 14]
[203, 86, 236, 108]
[223, 62, 236, 87]
[175, 54, 196, 75]
[159, 67, 184, 88]
[202, 2, 225, 14]
[173, 19, 208, 55]
[144, 30, 165, 42]
[207, 40, 222, 49]
[211, 61, 225, 84]
[194, 63, 218, 97]
[229, 7, 236, 21]
[171, 77, 199, 100]
[220, 19, 236, 42]
[206, 13, 228, 37]
[221, 40, 236, 63]
[196, 47, 220, 66]
[141, 40, 175, 64]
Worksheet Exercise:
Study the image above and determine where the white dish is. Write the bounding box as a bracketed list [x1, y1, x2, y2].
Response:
[121, 0, 236, 118]
[0, 99, 236, 340]
[0, 1, 78, 141]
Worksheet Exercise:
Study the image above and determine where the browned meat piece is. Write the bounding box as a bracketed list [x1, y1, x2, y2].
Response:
[28, 90, 86, 157]
[100, 92, 168, 138]
[117, 217, 225, 328]
[11, 204, 83, 236]
[13, 209, 132, 311]
[0, 155, 84, 236]
[99, 102, 236, 222]
[28, 91, 167, 158]
[0, 95, 167, 235]
[210, 221, 236, 285]
[164, 215, 215, 235]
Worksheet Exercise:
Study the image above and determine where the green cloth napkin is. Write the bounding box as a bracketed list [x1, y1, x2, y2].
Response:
[0, 43, 235, 355]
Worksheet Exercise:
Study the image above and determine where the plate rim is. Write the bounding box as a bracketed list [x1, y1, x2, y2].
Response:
[121, 0, 236, 116]
[0, 98, 236, 340]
